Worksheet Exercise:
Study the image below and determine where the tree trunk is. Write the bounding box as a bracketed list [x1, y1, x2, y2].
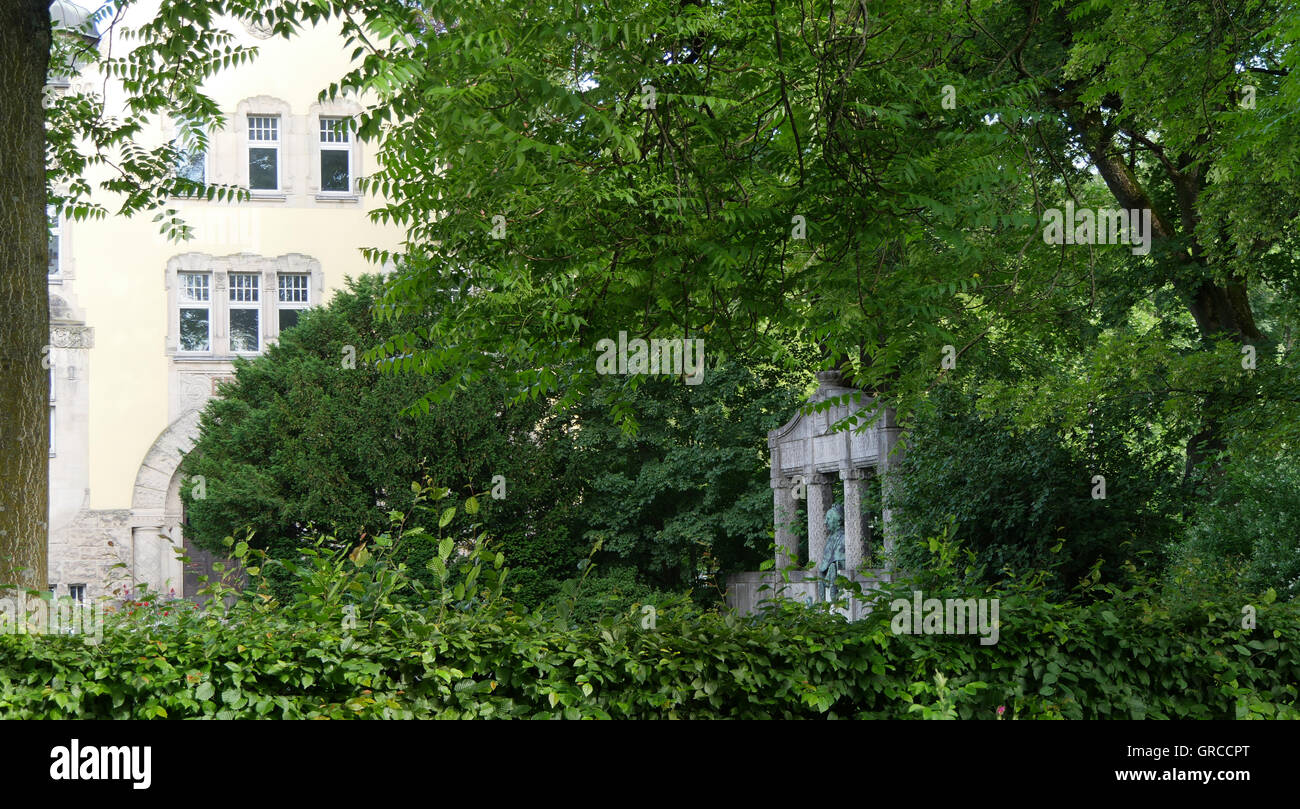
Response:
[0, 0, 51, 591]
[1067, 106, 1260, 485]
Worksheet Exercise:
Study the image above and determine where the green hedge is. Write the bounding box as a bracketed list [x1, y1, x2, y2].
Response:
[2, 583, 1296, 719]
[5, 494, 1295, 719]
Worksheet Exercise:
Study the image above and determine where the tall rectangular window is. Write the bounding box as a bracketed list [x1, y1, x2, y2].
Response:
[178, 272, 211, 351]
[229, 273, 260, 352]
[319, 117, 351, 193]
[174, 119, 205, 185]
[277, 273, 310, 332]
[47, 204, 60, 275]
[68, 584, 85, 604]
[247, 115, 280, 191]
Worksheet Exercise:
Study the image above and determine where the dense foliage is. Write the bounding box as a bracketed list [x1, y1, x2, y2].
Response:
[2, 505, 1296, 719]
[324, 0, 1300, 598]
[331, 0, 1300, 483]
[181, 276, 808, 606]
[891, 387, 1181, 593]
[179, 276, 583, 605]
[10, 0, 1300, 721]
[567, 361, 806, 595]
[1170, 453, 1300, 601]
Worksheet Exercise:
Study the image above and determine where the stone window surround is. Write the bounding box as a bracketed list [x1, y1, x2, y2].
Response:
[306, 99, 363, 201]
[165, 96, 363, 204]
[165, 252, 324, 360]
[235, 96, 294, 199]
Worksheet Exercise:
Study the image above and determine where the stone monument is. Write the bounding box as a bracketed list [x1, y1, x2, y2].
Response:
[726, 369, 902, 619]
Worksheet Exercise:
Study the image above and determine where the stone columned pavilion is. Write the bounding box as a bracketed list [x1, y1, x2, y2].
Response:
[727, 370, 902, 618]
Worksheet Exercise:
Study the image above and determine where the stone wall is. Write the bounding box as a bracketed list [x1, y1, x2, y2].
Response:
[47, 508, 132, 601]
[725, 569, 896, 621]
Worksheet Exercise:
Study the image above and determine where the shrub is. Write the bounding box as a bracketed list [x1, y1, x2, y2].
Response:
[179, 275, 583, 606]
[2, 499, 1295, 720]
[890, 387, 1179, 594]
[568, 360, 806, 599]
[1171, 453, 1300, 601]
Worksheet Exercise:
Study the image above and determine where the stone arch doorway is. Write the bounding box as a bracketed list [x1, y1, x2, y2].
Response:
[164, 463, 224, 602]
[129, 411, 201, 596]
[131, 410, 239, 602]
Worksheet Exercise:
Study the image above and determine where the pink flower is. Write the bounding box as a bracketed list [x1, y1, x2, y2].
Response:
[997, 705, 1006, 716]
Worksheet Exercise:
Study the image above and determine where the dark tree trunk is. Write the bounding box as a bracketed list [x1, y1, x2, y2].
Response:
[0, 0, 51, 591]
[1067, 105, 1261, 486]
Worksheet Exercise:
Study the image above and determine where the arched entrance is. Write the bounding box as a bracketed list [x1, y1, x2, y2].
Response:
[129, 412, 199, 595]
[163, 463, 224, 602]
[131, 401, 245, 603]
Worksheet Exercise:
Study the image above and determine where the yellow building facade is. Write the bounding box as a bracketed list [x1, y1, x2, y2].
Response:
[47, 3, 404, 601]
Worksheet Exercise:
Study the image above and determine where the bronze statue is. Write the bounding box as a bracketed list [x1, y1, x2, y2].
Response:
[816, 502, 846, 603]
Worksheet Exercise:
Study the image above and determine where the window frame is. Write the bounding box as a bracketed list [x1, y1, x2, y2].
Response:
[47, 203, 60, 276]
[246, 114, 281, 193]
[317, 116, 352, 194]
[276, 272, 311, 333]
[177, 271, 213, 354]
[173, 117, 207, 187]
[227, 272, 261, 354]
[168, 254, 324, 360]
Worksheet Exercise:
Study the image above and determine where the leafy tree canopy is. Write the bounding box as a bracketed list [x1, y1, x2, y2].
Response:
[180, 275, 584, 604]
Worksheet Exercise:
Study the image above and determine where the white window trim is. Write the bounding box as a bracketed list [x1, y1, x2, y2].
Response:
[167, 253, 324, 359]
[308, 100, 362, 202]
[276, 272, 311, 332]
[246, 114, 282, 193]
[228, 272, 262, 355]
[235, 97, 293, 199]
[177, 271, 213, 354]
[171, 116, 208, 188]
[317, 116, 353, 195]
